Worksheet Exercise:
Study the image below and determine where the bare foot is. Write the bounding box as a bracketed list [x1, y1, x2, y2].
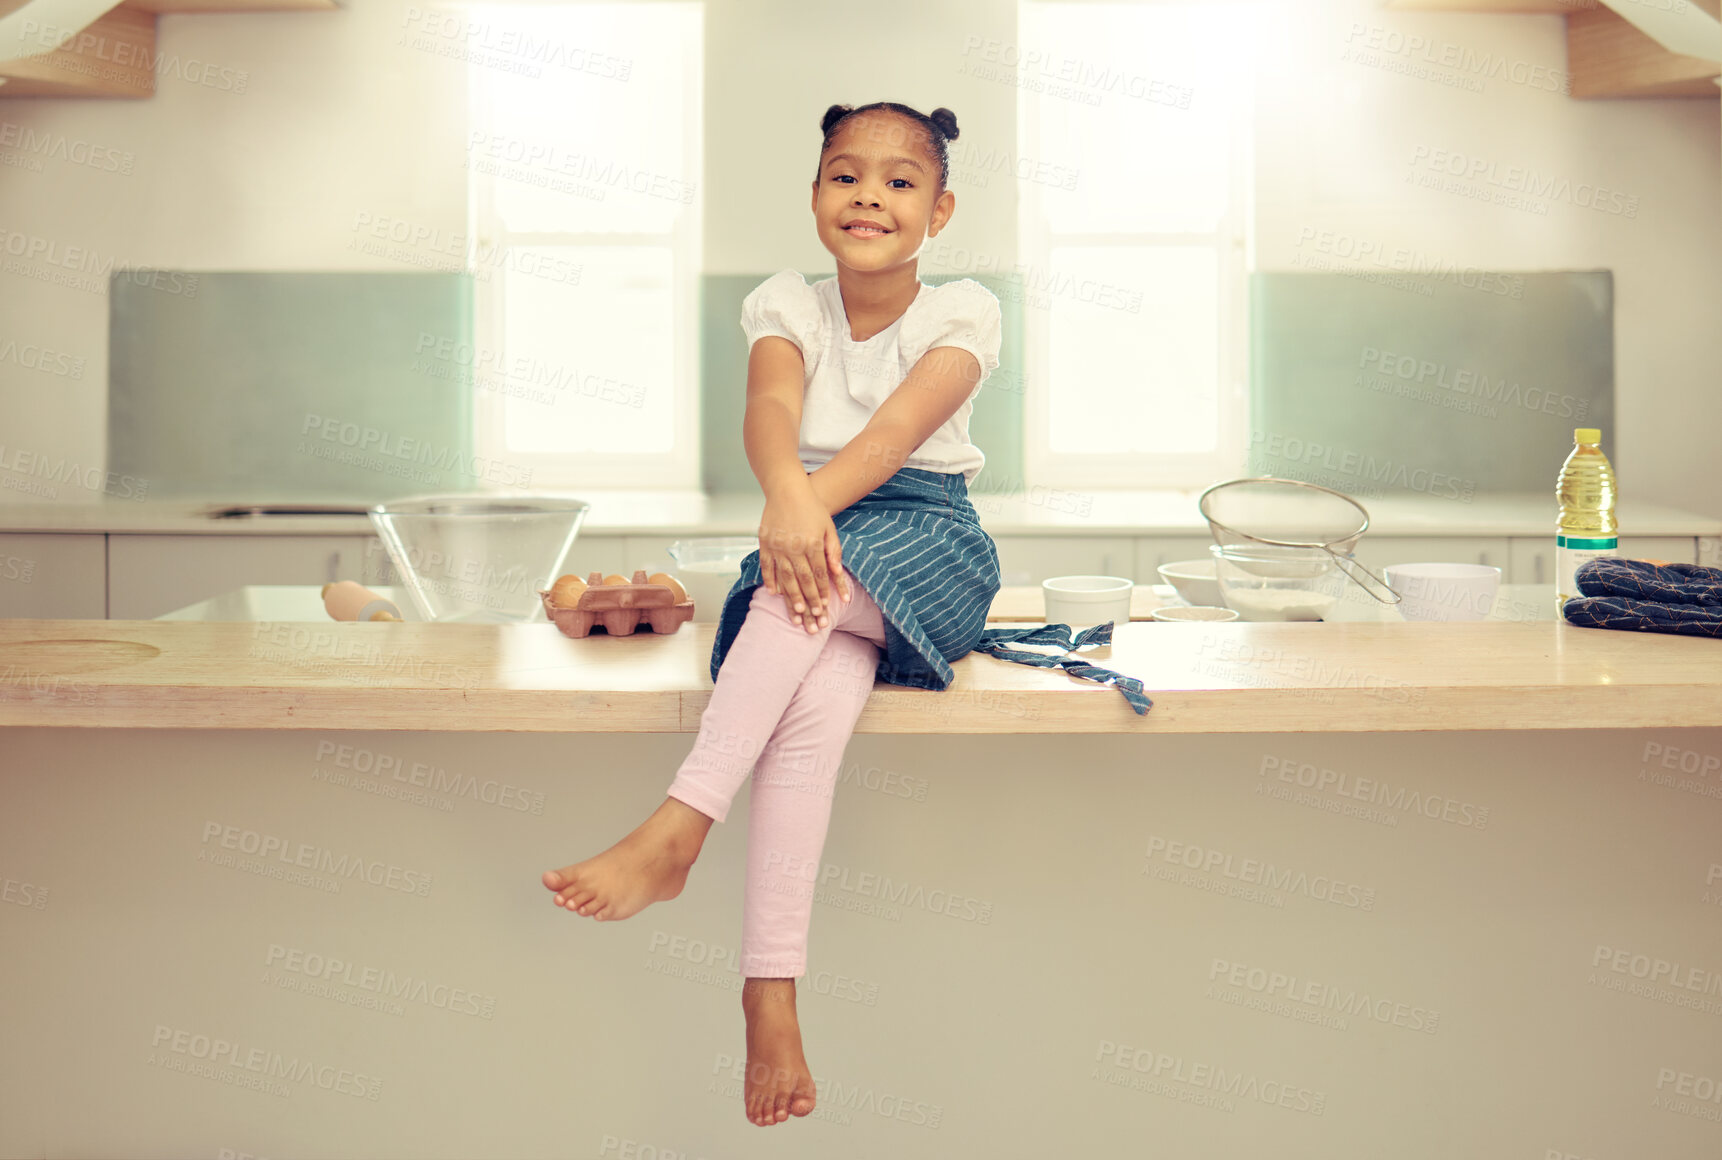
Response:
[742, 978, 817, 1126]
[542, 796, 713, 921]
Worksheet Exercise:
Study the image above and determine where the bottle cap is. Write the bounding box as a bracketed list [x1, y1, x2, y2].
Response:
[1574, 427, 1601, 444]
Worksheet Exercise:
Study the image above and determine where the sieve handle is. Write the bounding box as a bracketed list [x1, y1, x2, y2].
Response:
[1329, 550, 1402, 604]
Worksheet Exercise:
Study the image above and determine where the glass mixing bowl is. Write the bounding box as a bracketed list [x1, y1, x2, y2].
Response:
[1209, 543, 1349, 622]
[368, 495, 590, 623]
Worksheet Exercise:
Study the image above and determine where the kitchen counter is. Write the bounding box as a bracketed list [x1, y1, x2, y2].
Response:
[2, 611, 1713, 733]
[1, 490, 1718, 537]
[5, 607, 1717, 1157]
[147, 581, 1560, 625]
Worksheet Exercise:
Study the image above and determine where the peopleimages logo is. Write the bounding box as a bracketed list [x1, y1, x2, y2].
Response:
[0, 121, 135, 174]
[1093, 1040, 1327, 1115]
[1357, 346, 1589, 420]
[198, 821, 434, 897]
[1653, 1066, 1722, 1124]
[149, 1025, 381, 1099]
[1408, 145, 1638, 217]
[1591, 945, 1722, 996]
[1343, 24, 1570, 94]
[1207, 957, 1439, 1032]
[264, 943, 496, 1018]
[313, 740, 545, 814]
[1259, 755, 1489, 828]
[1291, 226, 1524, 298]
[764, 851, 995, 923]
[1588, 943, 1722, 1016]
[1144, 835, 1376, 910]
[1248, 431, 1475, 503]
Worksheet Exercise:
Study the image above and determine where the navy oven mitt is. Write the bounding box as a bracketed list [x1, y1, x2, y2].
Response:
[1560, 558, 1722, 639]
[972, 620, 1155, 716]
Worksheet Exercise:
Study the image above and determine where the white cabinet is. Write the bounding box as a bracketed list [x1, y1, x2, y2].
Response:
[0, 534, 107, 619]
[1351, 537, 1511, 574]
[992, 536, 1135, 586]
[1135, 537, 1218, 576]
[1618, 537, 1696, 565]
[620, 536, 682, 578]
[108, 535, 372, 620]
[1509, 536, 1695, 585]
[1509, 539, 1554, 586]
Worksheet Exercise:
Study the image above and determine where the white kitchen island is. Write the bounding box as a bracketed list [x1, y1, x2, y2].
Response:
[1, 610, 1718, 1158]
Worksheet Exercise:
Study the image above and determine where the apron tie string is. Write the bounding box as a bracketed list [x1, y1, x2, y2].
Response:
[972, 621, 1153, 716]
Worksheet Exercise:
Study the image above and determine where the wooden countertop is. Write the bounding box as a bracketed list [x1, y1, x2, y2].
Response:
[1, 612, 1716, 733]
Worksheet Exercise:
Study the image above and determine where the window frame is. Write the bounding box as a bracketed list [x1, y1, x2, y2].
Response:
[466, 2, 704, 491]
[1016, 0, 1253, 492]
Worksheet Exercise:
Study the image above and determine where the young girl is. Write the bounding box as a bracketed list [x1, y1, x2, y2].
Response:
[542, 100, 1138, 1129]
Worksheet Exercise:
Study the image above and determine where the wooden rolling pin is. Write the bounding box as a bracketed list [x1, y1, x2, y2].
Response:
[321, 581, 402, 622]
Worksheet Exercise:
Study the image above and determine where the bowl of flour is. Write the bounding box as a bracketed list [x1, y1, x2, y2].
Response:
[1208, 544, 1347, 621]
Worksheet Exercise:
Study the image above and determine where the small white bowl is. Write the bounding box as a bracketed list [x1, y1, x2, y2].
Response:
[1151, 605, 1238, 623]
[1157, 559, 1223, 607]
[1043, 574, 1133, 627]
[1383, 563, 1501, 622]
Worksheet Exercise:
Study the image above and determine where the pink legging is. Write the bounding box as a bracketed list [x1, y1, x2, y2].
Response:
[665, 565, 885, 979]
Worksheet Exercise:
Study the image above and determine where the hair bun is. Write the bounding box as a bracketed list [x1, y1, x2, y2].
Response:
[820, 104, 855, 136]
[927, 107, 959, 142]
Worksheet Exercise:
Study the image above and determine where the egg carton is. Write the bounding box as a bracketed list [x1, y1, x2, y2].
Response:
[539, 570, 695, 638]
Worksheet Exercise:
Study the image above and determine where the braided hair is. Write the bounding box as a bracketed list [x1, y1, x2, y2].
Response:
[816, 102, 960, 192]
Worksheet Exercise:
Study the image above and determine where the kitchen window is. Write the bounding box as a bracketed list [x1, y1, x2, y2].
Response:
[467, 2, 704, 489]
[1017, 0, 1254, 490]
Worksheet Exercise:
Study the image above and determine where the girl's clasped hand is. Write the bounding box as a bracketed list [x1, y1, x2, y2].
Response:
[758, 484, 853, 632]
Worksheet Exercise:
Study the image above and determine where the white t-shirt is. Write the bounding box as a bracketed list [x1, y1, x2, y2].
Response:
[738, 268, 1002, 486]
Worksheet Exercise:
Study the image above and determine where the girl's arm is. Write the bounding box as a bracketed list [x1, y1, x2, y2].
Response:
[806, 345, 981, 516]
[742, 335, 814, 498]
[746, 334, 850, 620]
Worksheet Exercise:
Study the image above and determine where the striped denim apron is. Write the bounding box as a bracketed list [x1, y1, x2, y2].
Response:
[712, 466, 1154, 715]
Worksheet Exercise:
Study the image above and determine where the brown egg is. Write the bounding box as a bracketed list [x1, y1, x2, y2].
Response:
[602, 574, 630, 586]
[549, 575, 588, 607]
[647, 572, 689, 602]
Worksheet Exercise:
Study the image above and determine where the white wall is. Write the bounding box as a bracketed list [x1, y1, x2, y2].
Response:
[702, 0, 1017, 276]
[0, 0, 1715, 513]
[1254, 0, 1720, 516]
[0, 0, 469, 502]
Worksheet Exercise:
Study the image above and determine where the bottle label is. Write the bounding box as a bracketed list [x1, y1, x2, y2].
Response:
[1557, 537, 1618, 602]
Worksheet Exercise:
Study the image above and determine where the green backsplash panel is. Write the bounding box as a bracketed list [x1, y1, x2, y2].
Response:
[1249, 271, 1613, 497]
[110, 272, 475, 499]
[701, 273, 1025, 494]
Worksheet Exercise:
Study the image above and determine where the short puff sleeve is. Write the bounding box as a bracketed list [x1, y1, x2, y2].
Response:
[900, 278, 1002, 394]
[739, 270, 822, 360]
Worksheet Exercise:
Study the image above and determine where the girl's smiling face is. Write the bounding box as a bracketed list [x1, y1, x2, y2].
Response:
[811, 112, 955, 274]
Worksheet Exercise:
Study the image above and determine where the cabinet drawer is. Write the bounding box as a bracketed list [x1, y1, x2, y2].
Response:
[621, 536, 685, 579]
[992, 536, 1135, 587]
[1508, 539, 1553, 586]
[108, 535, 371, 620]
[1351, 537, 1510, 573]
[1135, 537, 1218, 575]
[1618, 537, 1695, 565]
[0, 533, 107, 619]
[1510, 536, 1698, 585]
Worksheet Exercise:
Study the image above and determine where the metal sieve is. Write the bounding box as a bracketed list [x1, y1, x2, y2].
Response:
[1197, 477, 1401, 605]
